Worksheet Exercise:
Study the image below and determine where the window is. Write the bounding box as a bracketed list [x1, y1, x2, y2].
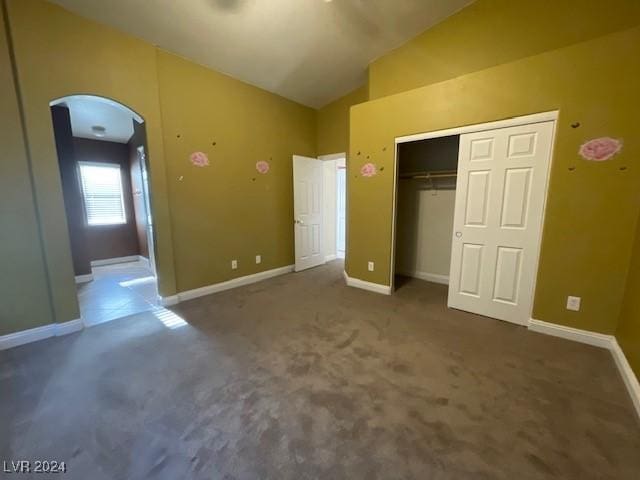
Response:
[78, 162, 127, 226]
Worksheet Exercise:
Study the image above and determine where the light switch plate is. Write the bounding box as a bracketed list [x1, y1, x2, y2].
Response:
[231, 260, 238, 270]
[566, 296, 581, 311]
[368, 261, 374, 272]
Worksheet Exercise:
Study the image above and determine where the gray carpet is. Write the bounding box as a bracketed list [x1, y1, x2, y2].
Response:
[1, 261, 639, 479]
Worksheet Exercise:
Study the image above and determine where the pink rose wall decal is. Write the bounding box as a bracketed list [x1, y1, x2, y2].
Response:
[190, 151, 209, 167]
[578, 137, 622, 162]
[256, 160, 270, 174]
[360, 162, 377, 177]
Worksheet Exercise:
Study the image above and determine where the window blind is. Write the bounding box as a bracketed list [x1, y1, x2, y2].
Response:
[78, 162, 126, 226]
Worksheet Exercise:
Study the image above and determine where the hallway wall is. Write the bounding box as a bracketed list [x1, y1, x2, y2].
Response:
[1, 0, 316, 334]
[0, 3, 54, 335]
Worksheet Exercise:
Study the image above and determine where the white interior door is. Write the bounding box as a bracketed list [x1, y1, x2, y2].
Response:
[448, 121, 554, 325]
[293, 155, 324, 271]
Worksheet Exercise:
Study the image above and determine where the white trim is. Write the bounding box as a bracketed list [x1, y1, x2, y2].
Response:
[318, 152, 346, 161]
[178, 265, 294, 302]
[527, 118, 558, 331]
[325, 254, 337, 262]
[528, 319, 614, 349]
[75, 273, 93, 284]
[611, 340, 640, 419]
[343, 271, 392, 295]
[138, 255, 151, 269]
[50, 95, 144, 123]
[398, 270, 449, 285]
[529, 318, 640, 419]
[390, 111, 559, 317]
[389, 141, 400, 291]
[395, 111, 559, 144]
[55, 318, 84, 336]
[0, 319, 83, 351]
[90, 255, 141, 267]
[158, 295, 179, 307]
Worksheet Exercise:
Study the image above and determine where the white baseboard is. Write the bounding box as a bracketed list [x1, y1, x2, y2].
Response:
[75, 273, 93, 284]
[0, 318, 83, 351]
[528, 319, 614, 349]
[529, 318, 640, 419]
[158, 295, 179, 307]
[138, 256, 151, 269]
[398, 270, 449, 285]
[91, 255, 142, 267]
[174, 265, 295, 303]
[56, 318, 84, 336]
[343, 271, 392, 295]
[325, 254, 337, 262]
[611, 340, 640, 419]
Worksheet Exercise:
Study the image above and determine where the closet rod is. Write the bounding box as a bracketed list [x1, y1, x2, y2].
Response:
[399, 170, 457, 180]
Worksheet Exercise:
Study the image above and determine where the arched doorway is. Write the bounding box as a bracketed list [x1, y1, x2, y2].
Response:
[50, 95, 158, 326]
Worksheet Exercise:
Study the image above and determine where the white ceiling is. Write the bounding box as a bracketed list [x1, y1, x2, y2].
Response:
[49, 0, 473, 108]
[54, 96, 139, 143]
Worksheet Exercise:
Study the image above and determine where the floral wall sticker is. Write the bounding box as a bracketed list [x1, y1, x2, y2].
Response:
[578, 137, 623, 162]
[256, 160, 270, 174]
[360, 162, 377, 177]
[190, 151, 209, 167]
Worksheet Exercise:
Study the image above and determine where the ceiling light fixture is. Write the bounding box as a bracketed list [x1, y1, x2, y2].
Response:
[91, 125, 106, 137]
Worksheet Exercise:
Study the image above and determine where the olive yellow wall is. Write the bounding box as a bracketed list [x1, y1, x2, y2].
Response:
[617, 216, 640, 376]
[348, 25, 640, 334]
[0, 4, 54, 335]
[1, 0, 316, 335]
[317, 86, 367, 156]
[5, 0, 177, 326]
[369, 0, 640, 100]
[156, 50, 316, 292]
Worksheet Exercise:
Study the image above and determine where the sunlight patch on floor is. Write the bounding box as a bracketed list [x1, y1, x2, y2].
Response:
[119, 276, 156, 288]
[153, 307, 188, 329]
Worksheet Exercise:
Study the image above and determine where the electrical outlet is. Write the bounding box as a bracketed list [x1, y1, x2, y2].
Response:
[231, 260, 238, 270]
[255, 255, 261, 264]
[368, 261, 374, 272]
[566, 296, 581, 311]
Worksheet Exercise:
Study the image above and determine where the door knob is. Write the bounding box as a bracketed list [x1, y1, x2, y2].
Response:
[455, 231, 462, 238]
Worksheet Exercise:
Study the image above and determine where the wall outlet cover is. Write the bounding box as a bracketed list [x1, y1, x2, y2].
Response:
[231, 260, 238, 270]
[566, 296, 581, 311]
[255, 255, 261, 264]
[368, 261, 374, 272]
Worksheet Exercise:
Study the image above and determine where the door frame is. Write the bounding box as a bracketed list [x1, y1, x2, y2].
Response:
[390, 110, 559, 322]
[318, 153, 347, 262]
[136, 145, 158, 277]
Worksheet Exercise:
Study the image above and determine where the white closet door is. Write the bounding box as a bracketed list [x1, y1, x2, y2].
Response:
[448, 121, 554, 325]
[293, 155, 324, 271]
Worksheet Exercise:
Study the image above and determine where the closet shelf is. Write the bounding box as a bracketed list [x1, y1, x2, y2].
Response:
[399, 170, 457, 180]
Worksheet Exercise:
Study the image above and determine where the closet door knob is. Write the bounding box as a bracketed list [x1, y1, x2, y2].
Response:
[455, 231, 462, 238]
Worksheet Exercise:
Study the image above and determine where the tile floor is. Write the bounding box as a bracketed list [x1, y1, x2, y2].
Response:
[76, 260, 158, 326]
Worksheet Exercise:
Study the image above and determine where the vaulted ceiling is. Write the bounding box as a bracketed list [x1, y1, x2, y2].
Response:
[49, 0, 473, 108]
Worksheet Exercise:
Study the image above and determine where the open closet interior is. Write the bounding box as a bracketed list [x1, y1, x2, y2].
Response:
[394, 134, 460, 287]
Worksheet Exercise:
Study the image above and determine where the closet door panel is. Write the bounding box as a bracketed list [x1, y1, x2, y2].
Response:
[448, 121, 554, 325]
